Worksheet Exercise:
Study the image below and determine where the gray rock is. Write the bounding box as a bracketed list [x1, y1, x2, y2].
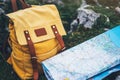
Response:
[69, 5, 100, 33]
[115, 7, 120, 14]
[0, 8, 5, 15]
[115, 75, 120, 80]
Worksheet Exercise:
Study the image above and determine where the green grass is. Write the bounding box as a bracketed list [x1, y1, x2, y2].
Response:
[1, 0, 120, 80]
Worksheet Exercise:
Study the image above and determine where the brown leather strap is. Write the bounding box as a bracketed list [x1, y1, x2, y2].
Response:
[11, 0, 18, 11]
[19, 0, 30, 9]
[24, 30, 39, 80]
[11, 0, 30, 12]
[51, 25, 65, 50]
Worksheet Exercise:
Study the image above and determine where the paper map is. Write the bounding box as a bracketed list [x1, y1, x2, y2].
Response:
[42, 26, 120, 80]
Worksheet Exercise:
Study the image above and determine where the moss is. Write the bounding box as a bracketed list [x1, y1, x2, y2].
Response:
[0, 0, 120, 80]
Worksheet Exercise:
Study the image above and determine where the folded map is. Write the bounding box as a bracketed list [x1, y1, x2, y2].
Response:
[42, 25, 120, 80]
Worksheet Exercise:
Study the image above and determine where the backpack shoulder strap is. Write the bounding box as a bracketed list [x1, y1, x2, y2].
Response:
[19, 0, 30, 9]
[11, 0, 17, 11]
[11, 0, 30, 12]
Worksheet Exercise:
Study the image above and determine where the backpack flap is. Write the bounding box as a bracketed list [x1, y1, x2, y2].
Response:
[7, 5, 66, 45]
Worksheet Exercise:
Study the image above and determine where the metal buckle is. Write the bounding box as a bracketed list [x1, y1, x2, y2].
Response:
[31, 56, 37, 60]
[62, 47, 66, 51]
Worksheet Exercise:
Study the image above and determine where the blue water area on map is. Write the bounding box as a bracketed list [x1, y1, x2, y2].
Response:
[105, 25, 120, 47]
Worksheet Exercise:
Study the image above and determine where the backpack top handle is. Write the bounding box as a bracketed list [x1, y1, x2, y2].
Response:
[11, 0, 30, 12]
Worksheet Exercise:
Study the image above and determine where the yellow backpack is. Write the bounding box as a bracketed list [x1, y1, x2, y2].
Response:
[7, 5, 66, 80]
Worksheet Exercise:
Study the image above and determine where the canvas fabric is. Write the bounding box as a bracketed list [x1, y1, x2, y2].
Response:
[7, 5, 66, 79]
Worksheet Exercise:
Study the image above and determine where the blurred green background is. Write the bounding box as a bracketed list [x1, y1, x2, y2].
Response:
[0, 0, 120, 80]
